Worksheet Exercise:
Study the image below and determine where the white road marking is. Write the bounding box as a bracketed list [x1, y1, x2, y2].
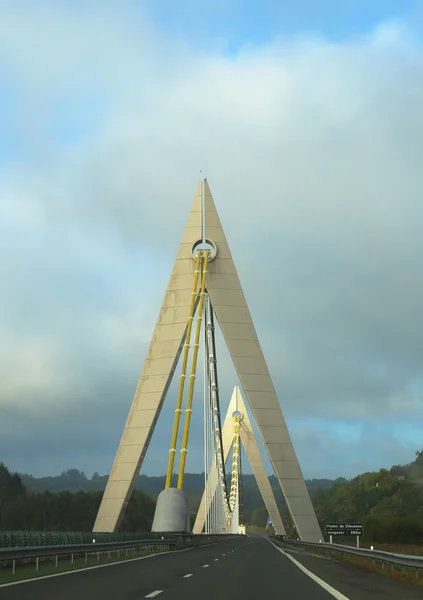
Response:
[145, 591, 163, 598]
[266, 538, 351, 600]
[214, 558, 219, 561]
[183, 574, 193, 578]
[202, 564, 209, 568]
[0, 542, 218, 589]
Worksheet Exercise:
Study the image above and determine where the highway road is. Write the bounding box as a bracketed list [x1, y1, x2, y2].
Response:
[1, 535, 421, 599]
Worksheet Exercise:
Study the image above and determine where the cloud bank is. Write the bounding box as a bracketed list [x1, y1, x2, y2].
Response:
[1, 2, 423, 479]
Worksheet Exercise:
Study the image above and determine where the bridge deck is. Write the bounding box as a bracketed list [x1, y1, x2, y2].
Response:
[1, 536, 421, 599]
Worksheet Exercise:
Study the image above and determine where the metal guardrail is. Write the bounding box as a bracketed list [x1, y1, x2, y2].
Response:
[272, 537, 423, 570]
[0, 530, 168, 549]
[0, 538, 177, 579]
[0, 533, 239, 579]
[0, 538, 175, 562]
[0, 530, 236, 549]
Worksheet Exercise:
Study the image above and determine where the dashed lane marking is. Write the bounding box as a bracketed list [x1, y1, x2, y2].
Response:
[145, 591, 163, 598]
[0, 541, 222, 589]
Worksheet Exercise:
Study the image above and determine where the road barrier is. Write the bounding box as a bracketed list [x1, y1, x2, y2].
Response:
[271, 536, 423, 576]
[0, 533, 238, 580]
[0, 531, 165, 548]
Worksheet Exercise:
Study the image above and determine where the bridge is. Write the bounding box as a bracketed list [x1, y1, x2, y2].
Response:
[93, 178, 320, 542]
[2, 181, 422, 599]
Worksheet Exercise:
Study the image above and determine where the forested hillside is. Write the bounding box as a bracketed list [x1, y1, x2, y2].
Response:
[2, 450, 423, 544]
[19, 469, 336, 524]
[0, 463, 155, 532]
[311, 451, 423, 543]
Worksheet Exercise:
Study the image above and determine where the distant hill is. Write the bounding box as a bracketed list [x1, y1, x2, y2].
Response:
[0, 462, 155, 532]
[312, 450, 423, 544]
[19, 469, 337, 523]
[3, 450, 423, 542]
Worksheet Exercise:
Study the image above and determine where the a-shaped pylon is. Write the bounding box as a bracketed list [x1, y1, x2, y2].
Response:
[93, 180, 322, 542]
[193, 386, 287, 536]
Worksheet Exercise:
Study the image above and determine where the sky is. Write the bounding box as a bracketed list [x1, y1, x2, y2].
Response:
[1, 0, 423, 482]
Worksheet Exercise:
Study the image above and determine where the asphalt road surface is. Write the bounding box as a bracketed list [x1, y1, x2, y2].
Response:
[1, 535, 422, 599]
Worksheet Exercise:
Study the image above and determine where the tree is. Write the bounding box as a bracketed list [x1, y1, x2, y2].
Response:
[251, 507, 267, 528]
[0, 463, 155, 533]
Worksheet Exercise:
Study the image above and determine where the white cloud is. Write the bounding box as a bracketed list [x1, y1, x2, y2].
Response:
[1, 1, 423, 475]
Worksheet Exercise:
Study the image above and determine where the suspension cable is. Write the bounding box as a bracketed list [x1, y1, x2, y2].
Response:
[177, 250, 210, 489]
[208, 297, 230, 497]
[229, 413, 241, 512]
[204, 295, 244, 525]
[238, 437, 245, 527]
[165, 251, 202, 489]
[205, 294, 232, 520]
[204, 292, 213, 533]
[203, 285, 209, 533]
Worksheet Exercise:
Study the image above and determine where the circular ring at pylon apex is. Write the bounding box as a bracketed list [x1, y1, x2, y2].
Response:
[191, 238, 217, 261]
[232, 410, 243, 420]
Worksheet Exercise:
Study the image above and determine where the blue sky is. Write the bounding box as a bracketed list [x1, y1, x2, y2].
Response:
[1, 1, 423, 482]
[148, 0, 420, 47]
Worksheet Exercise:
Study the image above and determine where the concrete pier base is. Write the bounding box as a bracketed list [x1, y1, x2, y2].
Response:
[151, 487, 189, 532]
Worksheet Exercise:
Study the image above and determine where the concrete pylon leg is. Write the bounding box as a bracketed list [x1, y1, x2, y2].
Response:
[193, 386, 287, 536]
[93, 180, 322, 542]
[237, 390, 287, 536]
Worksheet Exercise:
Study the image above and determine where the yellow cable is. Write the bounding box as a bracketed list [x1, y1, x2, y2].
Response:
[177, 250, 210, 489]
[229, 414, 241, 512]
[165, 250, 202, 489]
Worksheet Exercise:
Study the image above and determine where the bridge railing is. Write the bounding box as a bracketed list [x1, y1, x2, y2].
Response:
[271, 536, 423, 572]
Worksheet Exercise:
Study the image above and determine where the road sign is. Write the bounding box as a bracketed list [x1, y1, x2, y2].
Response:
[267, 517, 272, 525]
[325, 522, 363, 536]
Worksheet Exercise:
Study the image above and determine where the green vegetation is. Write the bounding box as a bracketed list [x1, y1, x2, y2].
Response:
[0, 546, 158, 585]
[0, 463, 155, 532]
[311, 451, 423, 545]
[2, 450, 423, 546]
[17, 467, 335, 529]
[246, 450, 423, 544]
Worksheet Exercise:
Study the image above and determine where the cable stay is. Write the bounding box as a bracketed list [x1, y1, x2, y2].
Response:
[153, 246, 243, 534]
[203, 292, 243, 533]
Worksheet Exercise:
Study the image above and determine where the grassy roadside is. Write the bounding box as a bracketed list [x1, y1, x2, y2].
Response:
[281, 541, 423, 587]
[341, 552, 423, 587]
[0, 546, 158, 586]
[340, 541, 423, 556]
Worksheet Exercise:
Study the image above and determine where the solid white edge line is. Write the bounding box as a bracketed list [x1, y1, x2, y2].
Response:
[0, 541, 226, 589]
[145, 591, 163, 598]
[265, 538, 351, 600]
